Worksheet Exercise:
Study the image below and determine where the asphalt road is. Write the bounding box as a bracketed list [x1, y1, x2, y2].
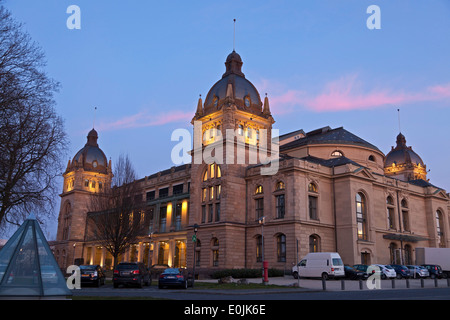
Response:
[71, 283, 450, 300]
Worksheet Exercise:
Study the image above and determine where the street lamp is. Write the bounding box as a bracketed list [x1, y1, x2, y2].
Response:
[258, 217, 268, 284]
[192, 223, 199, 288]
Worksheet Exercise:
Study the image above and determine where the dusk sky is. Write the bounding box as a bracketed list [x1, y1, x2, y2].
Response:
[4, 1, 450, 237]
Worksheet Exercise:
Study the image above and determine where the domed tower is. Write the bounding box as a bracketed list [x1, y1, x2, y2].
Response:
[56, 129, 113, 267]
[192, 50, 274, 149]
[189, 51, 275, 270]
[384, 132, 427, 181]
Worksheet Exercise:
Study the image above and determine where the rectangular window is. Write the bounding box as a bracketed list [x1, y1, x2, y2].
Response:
[276, 194, 285, 219]
[201, 205, 206, 223]
[387, 207, 395, 229]
[173, 184, 183, 195]
[215, 203, 220, 221]
[210, 186, 214, 200]
[158, 187, 169, 198]
[255, 198, 264, 220]
[159, 206, 167, 233]
[202, 188, 207, 202]
[309, 196, 318, 220]
[216, 185, 221, 200]
[146, 190, 155, 201]
[208, 204, 213, 222]
[175, 203, 182, 231]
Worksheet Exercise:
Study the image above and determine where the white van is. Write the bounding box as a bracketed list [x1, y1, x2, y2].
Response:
[292, 252, 345, 280]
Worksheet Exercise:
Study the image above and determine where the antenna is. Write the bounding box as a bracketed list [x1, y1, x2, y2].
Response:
[397, 108, 401, 133]
[233, 19, 236, 51]
[93, 106, 97, 129]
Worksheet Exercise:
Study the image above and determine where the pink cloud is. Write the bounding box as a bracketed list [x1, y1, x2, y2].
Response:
[97, 110, 192, 131]
[263, 75, 450, 113]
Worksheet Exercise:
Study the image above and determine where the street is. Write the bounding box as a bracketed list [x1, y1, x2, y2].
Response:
[71, 278, 450, 300]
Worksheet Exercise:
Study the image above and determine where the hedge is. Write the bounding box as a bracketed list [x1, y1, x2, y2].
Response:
[212, 268, 284, 279]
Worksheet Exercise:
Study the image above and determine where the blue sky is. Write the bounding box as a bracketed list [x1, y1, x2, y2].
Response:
[4, 1, 450, 236]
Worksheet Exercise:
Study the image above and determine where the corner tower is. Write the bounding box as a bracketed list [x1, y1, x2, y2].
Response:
[55, 129, 113, 268]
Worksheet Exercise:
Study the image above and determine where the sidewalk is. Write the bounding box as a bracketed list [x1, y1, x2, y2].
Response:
[196, 276, 450, 292]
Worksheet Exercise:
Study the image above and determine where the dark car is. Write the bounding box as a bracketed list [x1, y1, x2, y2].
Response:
[389, 264, 411, 279]
[422, 264, 444, 279]
[113, 262, 151, 288]
[80, 265, 106, 287]
[344, 265, 368, 280]
[158, 268, 192, 289]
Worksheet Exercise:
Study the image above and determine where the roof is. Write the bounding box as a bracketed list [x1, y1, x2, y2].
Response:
[299, 155, 364, 168]
[280, 126, 381, 153]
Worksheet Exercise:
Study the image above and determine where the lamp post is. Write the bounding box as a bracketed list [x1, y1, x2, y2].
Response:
[259, 217, 268, 284]
[192, 223, 199, 288]
[72, 242, 77, 265]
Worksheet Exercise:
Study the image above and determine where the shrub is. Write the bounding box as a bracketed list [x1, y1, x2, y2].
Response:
[212, 268, 284, 279]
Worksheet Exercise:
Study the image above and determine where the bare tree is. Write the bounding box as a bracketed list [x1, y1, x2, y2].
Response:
[0, 5, 67, 230]
[86, 154, 147, 269]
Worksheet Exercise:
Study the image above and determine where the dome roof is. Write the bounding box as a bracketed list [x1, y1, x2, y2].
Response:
[384, 133, 424, 167]
[202, 51, 264, 117]
[71, 129, 108, 174]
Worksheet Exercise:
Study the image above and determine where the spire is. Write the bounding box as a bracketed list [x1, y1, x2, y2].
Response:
[196, 94, 203, 117]
[263, 93, 271, 115]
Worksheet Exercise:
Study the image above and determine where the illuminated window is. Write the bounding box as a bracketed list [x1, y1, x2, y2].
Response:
[210, 164, 215, 179]
[331, 150, 344, 157]
[308, 183, 317, 193]
[255, 185, 263, 194]
[387, 196, 396, 230]
[356, 192, 368, 240]
[209, 186, 214, 200]
[276, 181, 285, 191]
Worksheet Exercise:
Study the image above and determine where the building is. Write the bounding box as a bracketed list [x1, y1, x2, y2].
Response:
[53, 50, 450, 278]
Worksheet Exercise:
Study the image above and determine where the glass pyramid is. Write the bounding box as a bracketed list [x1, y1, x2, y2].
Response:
[0, 214, 72, 298]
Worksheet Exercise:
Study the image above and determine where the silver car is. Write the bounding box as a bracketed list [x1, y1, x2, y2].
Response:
[407, 265, 429, 278]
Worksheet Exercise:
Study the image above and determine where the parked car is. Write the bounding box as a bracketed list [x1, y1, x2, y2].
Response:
[422, 264, 444, 279]
[158, 268, 192, 289]
[80, 265, 106, 287]
[40, 265, 58, 284]
[406, 265, 429, 278]
[389, 264, 411, 279]
[292, 252, 345, 280]
[113, 262, 151, 288]
[373, 264, 397, 279]
[344, 265, 368, 280]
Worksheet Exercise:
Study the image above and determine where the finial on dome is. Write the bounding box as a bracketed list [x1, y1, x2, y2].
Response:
[263, 93, 271, 115]
[86, 128, 99, 147]
[196, 94, 203, 117]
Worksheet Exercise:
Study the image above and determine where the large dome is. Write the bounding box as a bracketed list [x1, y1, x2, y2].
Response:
[384, 133, 424, 167]
[202, 51, 264, 117]
[70, 129, 108, 174]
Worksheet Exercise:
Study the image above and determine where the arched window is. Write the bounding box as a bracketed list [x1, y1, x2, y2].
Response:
[276, 181, 285, 191]
[277, 234, 286, 262]
[368, 155, 375, 162]
[309, 234, 320, 252]
[356, 192, 368, 240]
[308, 183, 318, 193]
[331, 150, 344, 157]
[255, 185, 263, 194]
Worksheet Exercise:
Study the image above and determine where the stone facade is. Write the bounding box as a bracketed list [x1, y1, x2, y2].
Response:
[52, 51, 450, 279]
